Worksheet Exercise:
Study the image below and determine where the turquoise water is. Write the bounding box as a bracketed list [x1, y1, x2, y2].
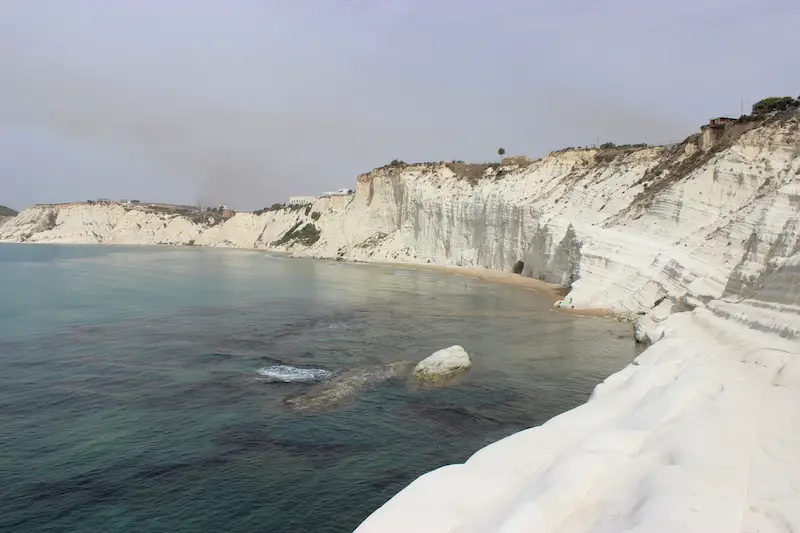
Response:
[0, 244, 643, 532]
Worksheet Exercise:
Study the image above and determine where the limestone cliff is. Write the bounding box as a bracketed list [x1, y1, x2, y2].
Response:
[2, 112, 798, 338]
[0, 203, 204, 245]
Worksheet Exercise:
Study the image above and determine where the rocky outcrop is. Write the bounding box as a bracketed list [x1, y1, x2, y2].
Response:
[413, 345, 472, 384]
[2, 112, 799, 339]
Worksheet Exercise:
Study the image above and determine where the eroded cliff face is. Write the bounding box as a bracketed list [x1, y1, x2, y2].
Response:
[0, 204, 204, 245]
[2, 113, 798, 338]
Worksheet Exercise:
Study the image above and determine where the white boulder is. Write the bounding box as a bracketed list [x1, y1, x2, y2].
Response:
[413, 345, 472, 383]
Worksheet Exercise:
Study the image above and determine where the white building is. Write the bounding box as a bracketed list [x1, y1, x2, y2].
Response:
[320, 188, 354, 198]
[287, 196, 316, 206]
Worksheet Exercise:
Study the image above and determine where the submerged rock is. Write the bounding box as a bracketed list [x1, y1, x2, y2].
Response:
[283, 361, 412, 411]
[413, 345, 472, 384]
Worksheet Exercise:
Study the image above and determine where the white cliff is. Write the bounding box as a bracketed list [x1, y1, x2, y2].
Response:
[1, 113, 798, 337]
[0, 203, 204, 245]
[2, 111, 799, 532]
[354, 248, 800, 533]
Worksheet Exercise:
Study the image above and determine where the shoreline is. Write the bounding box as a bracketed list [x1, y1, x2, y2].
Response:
[304, 255, 627, 320]
[1, 240, 624, 321]
[378, 260, 567, 300]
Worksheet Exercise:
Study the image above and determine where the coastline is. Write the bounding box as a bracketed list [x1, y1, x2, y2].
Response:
[1, 240, 623, 321]
[378, 260, 566, 299]
[303, 255, 627, 320]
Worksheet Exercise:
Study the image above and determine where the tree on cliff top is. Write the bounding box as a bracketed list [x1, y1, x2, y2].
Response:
[497, 148, 505, 156]
[752, 96, 799, 115]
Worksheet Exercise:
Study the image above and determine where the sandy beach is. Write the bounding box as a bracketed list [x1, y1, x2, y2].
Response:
[371, 259, 620, 319]
[384, 261, 564, 297]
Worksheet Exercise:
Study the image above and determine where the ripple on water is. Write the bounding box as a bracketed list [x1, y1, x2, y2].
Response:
[257, 365, 335, 383]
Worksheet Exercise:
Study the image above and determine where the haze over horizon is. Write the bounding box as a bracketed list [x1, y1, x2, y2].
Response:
[1, 0, 798, 211]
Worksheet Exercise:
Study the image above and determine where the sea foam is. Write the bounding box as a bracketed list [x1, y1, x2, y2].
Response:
[256, 365, 333, 383]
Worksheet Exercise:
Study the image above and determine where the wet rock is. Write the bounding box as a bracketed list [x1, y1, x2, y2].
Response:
[413, 345, 472, 384]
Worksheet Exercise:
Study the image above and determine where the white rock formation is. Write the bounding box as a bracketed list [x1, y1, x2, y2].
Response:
[354, 250, 800, 533]
[5, 113, 797, 342]
[0, 203, 204, 245]
[413, 345, 472, 383]
[2, 111, 799, 532]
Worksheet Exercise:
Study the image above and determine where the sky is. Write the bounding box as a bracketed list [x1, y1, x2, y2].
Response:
[1, 0, 798, 211]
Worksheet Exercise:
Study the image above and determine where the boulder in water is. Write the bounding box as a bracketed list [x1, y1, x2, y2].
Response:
[413, 345, 471, 384]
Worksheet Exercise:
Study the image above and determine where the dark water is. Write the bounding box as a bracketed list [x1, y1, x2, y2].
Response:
[0, 244, 643, 532]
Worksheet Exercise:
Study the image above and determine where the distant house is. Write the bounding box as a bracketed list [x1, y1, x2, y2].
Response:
[707, 117, 736, 128]
[287, 196, 316, 206]
[320, 188, 354, 198]
[699, 117, 739, 150]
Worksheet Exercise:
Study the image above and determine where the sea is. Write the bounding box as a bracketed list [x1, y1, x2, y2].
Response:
[0, 244, 644, 533]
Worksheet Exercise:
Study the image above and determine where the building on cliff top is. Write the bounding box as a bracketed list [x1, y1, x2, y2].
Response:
[699, 116, 751, 151]
[287, 196, 316, 206]
[321, 188, 354, 198]
[704, 116, 736, 128]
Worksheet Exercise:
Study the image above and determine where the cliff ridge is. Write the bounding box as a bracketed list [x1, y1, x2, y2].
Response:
[2, 112, 799, 340]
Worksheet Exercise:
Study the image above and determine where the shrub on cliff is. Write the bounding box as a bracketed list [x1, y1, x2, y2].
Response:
[272, 222, 321, 247]
[294, 223, 321, 245]
[252, 203, 284, 215]
[752, 96, 799, 115]
[599, 142, 649, 150]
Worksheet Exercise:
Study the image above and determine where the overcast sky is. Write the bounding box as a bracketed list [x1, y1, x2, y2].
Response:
[1, 0, 798, 211]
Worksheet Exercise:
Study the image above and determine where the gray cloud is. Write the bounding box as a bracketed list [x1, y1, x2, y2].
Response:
[1, 0, 798, 210]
